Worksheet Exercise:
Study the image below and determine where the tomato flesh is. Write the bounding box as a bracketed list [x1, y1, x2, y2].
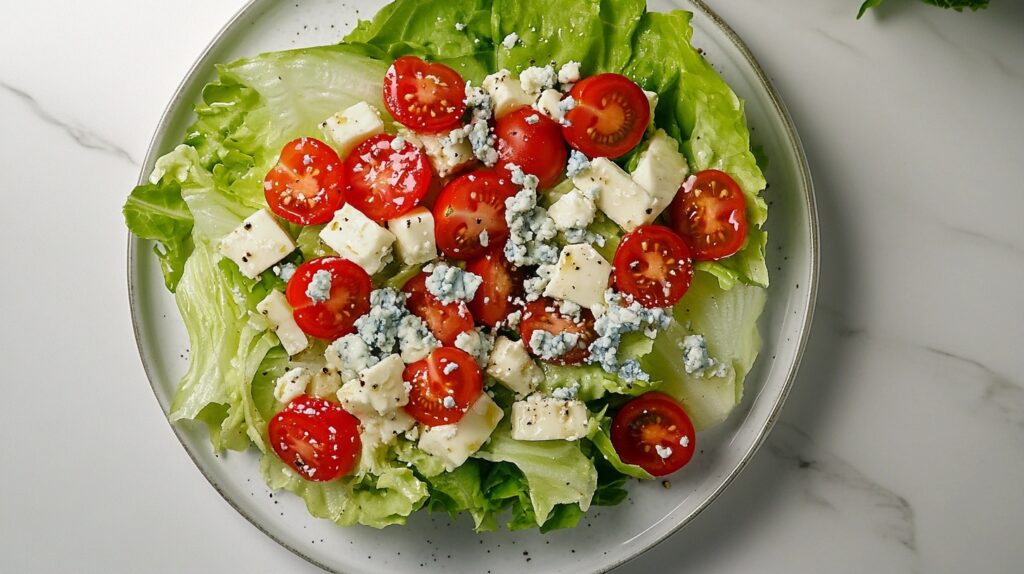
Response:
[519, 298, 597, 365]
[465, 247, 524, 327]
[495, 107, 568, 190]
[383, 56, 467, 134]
[268, 396, 361, 481]
[670, 170, 748, 261]
[611, 392, 696, 477]
[612, 225, 694, 308]
[264, 137, 345, 225]
[563, 74, 650, 159]
[402, 273, 475, 346]
[343, 134, 432, 223]
[403, 347, 483, 426]
[285, 257, 372, 340]
[433, 170, 519, 260]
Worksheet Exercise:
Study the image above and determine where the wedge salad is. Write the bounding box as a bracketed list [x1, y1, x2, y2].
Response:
[123, 0, 769, 532]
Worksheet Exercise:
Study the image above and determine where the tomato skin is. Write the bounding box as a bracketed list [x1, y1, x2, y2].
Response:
[611, 392, 696, 477]
[519, 298, 597, 365]
[495, 107, 568, 190]
[401, 273, 475, 346]
[562, 73, 650, 159]
[264, 137, 346, 225]
[465, 248, 524, 327]
[383, 56, 467, 134]
[612, 225, 694, 308]
[343, 134, 432, 223]
[402, 347, 483, 426]
[285, 257, 372, 340]
[432, 170, 519, 260]
[670, 170, 748, 261]
[268, 396, 361, 482]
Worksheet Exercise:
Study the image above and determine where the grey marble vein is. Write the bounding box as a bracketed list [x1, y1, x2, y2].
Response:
[948, 225, 1024, 259]
[0, 81, 137, 165]
[923, 346, 1024, 428]
[809, 26, 863, 57]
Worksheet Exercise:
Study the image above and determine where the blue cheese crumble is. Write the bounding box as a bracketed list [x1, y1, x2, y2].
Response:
[503, 164, 559, 267]
[272, 262, 296, 282]
[326, 334, 380, 382]
[566, 150, 590, 178]
[397, 314, 439, 363]
[455, 328, 494, 366]
[587, 290, 672, 383]
[557, 61, 581, 85]
[551, 382, 580, 400]
[681, 334, 725, 376]
[520, 65, 557, 97]
[463, 118, 498, 166]
[528, 329, 581, 361]
[425, 264, 483, 304]
[354, 288, 408, 353]
[463, 82, 494, 122]
[305, 269, 333, 303]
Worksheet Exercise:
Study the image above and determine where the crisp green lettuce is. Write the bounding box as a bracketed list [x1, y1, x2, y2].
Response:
[858, 0, 988, 18]
[122, 180, 193, 290]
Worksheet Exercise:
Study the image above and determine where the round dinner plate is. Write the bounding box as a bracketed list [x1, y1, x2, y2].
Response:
[127, 1, 817, 572]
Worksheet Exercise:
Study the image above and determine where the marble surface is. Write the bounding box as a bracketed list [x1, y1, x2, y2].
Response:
[1, 1, 1022, 572]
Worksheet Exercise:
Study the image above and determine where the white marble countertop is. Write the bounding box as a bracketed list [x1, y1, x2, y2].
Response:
[2, 1, 1022, 572]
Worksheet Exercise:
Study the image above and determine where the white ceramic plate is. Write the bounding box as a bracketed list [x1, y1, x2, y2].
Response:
[128, 1, 817, 572]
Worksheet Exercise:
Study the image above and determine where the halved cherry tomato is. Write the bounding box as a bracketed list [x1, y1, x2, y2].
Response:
[495, 107, 568, 190]
[343, 134, 432, 223]
[519, 298, 597, 365]
[286, 257, 372, 340]
[465, 247, 524, 327]
[402, 273, 475, 346]
[433, 170, 518, 260]
[670, 170, 748, 261]
[268, 396, 361, 481]
[611, 392, 696, 477]
[612, 225, 694, 308]
[563, 73, 650, 159]
[383, 56, 467, 134]
[264, 137, 345, 225]
[403, 347, 483, 426]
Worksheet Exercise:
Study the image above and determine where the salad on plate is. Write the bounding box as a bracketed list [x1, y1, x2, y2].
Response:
[123, 0, 769, 532]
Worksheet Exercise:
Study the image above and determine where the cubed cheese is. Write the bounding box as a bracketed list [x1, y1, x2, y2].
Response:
[336, 354, 408, 416]
[319, 102, 385, 158]
[547, 188, 597, 231]
[486, 336, 544, 397]
[572, 158, 655, 231]
[387, 207, 437, 266]
[400, 129, 474, 178]
[219, 209, 296, 279]
[255, 290, 309, 356]
[534, 89, 567, 123]
[274, 367, 311, 404]
[309, 369, 342, 399]
[319, 204, 396, 275]
[418, 394, 504, 471]
[483, 69, 534, 119]
[510, 395, 589, 441]
[543, 244, 612, 310]
[358, 408, 417, 448]
[631, 129, 689, 223]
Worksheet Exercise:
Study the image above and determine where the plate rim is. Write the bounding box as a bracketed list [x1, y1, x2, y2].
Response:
[126, 1, 819, 572]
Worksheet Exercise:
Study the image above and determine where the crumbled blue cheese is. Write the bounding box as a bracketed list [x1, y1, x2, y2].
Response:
[524, 114, 540, 125]
[425, 263, 483, 304]
[587, 290, 672, 383]
[559, 96, 577, 115]
[354, 288, 407, 353]
[501, 32, 519, 49]
[503, 164, 559, 267]
[522, 264, 553, 302]
[655, 444, 673, 459]
[528, 329, 581, 361]
[397, 314, 440, 363]
[455, 328, 494, 366]
[519, 65, 557, 98]
[454, 22, 466, 31]
[566, 150, 590, 179]
[557, 61, 581, 85]
[305, 269, 333, 302]
[442, 395, 457, 408]
[463, 118, 498, 166]
[681, 334, 722, 376]
[326, 334, 380, 383]
[442, 361, 459, 375]
[463, 82, 494, 122]
[679, 435, 691, 448]
[272, 262, 296, 282]
[550, 382, 580, 400]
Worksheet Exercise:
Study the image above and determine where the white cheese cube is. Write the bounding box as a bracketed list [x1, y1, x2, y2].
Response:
[387, 207, 438, 266]
[357, 408, 417, 448]
[543, 244, 612, 310]
[319, 204, 396, 275]
[572, 158, 655, 231]
[643, 90, 659, 113]
[274, 367, 311, 404]
[547, 188, 597, 231]
[336, 354, 408, 416]
[400, 129, 473, 178]
[483, 69, 534, 119]
[510, 395, 589, 441]
[256, 290, 309, 356]
[486, 336, 544, 397]
[309, 368, 342, 399]
[219, 209, 297, 279]
[319, 102, 385, 158]
[418, 394, 504, 472]
[534, 89, 567, 123]
[631, 129, 689, 223]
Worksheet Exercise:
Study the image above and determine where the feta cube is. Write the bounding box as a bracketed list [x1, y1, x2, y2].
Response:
[510, 395, 589, 441]
[219, 209, 296, 279]
[319, 204, 396, 275]
[543, 244, 612, 310]
[534, 89, 567, 123]
[572, 158, 655, 231]
[631, 130, 689, 223]
[255, 290, 309, 356]
[336, 354, 408, 416]
[547, 188, 597, 231]
[483, 69, 534, 119]
[387, 207, 437, 266]
[400, 129, 473, 178]
[309, 368, 342, 399]
[319, 102, 385, 158]
[486, 336, 544, 397]
[274, 367, 311, 404]
[418, 394, 504, 471]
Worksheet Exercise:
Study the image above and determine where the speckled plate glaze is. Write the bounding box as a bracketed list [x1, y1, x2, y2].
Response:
[127, 1, 817, 572]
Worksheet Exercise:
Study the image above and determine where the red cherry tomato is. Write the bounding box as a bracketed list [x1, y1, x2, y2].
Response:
[343, 134, 432, 223]
[670, 170, 748, 261]
[401, 273, 475, 346]
[268, 396, 362, 481]
[519, 298, 597, 365]
[402, 347, 483, 427]
[285, 257, 372, 340]
[383, 56, 467, 134]
[465, 247, 524, 327]
[611, 392, 696, 477]
[612, 225, 694, 308]
[432, 170, 519, 260]
[495, 107, 568, 190]
[264, 137, 345, 225]
[563, 73, 650, 159]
